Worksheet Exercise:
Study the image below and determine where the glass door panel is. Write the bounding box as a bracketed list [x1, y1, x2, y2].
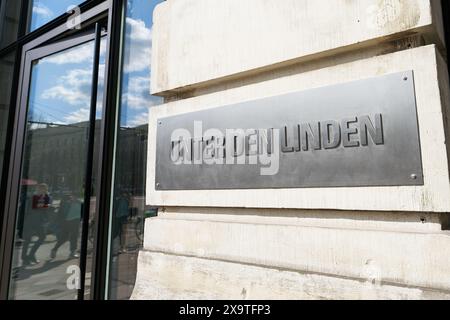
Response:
[107, 0, 164, 300]
[9, 35, 103, 300]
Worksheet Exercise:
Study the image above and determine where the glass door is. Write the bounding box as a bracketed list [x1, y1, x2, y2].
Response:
[7, 28, 104, 300]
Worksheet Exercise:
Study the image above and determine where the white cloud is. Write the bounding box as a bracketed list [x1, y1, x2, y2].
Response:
[123, 18, 153, 73]
[121, 76, 159, 110]
[36, 16, 155, 126]
[126, 110, 149, 128]
[42, 39, 106, 65]
[33, 3, 54, 18]
[65, 108, 90, 123]
[128, 76, 150, 93]
[41, 64, 106, 123]
[43, 41, 94, 65]
[42, 84, 90, 107]
[40, 17, 152, 73]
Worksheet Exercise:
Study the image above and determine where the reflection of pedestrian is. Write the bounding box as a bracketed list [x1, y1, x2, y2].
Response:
[113, 191, 130, 252]
[50, 192, 82, 260]
[17, 188, 29, 239]
[21, 184, 51, 265]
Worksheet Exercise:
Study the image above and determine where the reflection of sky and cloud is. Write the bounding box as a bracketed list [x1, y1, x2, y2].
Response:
[12, 0, 165, 301]
[29, 0, 163, 129]
[120, 0, 164, 128]
[30, 0, 85, 31]
[28, 39, 106, 127]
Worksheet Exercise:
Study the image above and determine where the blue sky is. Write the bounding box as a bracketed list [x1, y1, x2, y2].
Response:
[30, 0, 85, 31]
[29, 39, 106, 126]
[28, 0, 164, 128]
[119, 0, 164, 128]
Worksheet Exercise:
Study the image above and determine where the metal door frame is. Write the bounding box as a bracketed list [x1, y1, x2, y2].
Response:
[0, 0, 122, 300]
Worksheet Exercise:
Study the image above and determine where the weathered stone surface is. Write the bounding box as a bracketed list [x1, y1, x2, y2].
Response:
[141, 213, 450, 293]
[147, 45, 450, 213]
[136, 0, 450, 301]
[132, 251, 450, 300]
[151, 0, 445, 94]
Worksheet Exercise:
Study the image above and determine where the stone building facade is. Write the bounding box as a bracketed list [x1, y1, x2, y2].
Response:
[132, 0, 450, 299]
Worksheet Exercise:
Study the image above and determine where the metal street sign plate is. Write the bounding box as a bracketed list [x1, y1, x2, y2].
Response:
[155, 71, 423, 190]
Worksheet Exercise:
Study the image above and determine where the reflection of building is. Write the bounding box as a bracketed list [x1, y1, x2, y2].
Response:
[0, 53, 15, 179]
[114, 125, 148, 196]
[0, 0, 20, 47]
[0, 0, 20, 179]
[24, 121, 97, 194]
[23, 121, 148, 198]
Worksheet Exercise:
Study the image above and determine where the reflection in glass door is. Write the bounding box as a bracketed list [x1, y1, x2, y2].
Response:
[8, 32, 104, 300]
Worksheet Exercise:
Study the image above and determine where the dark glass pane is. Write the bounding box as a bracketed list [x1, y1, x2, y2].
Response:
[9, 38, 105, 300]
[0, 0, 22, 49]
[28, 0, 85, 32]
[0, 52, 15, 188]
[107, 0, 163, 300]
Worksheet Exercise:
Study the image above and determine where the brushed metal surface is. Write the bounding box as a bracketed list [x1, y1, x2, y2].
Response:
[155, 71, 423, 190]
